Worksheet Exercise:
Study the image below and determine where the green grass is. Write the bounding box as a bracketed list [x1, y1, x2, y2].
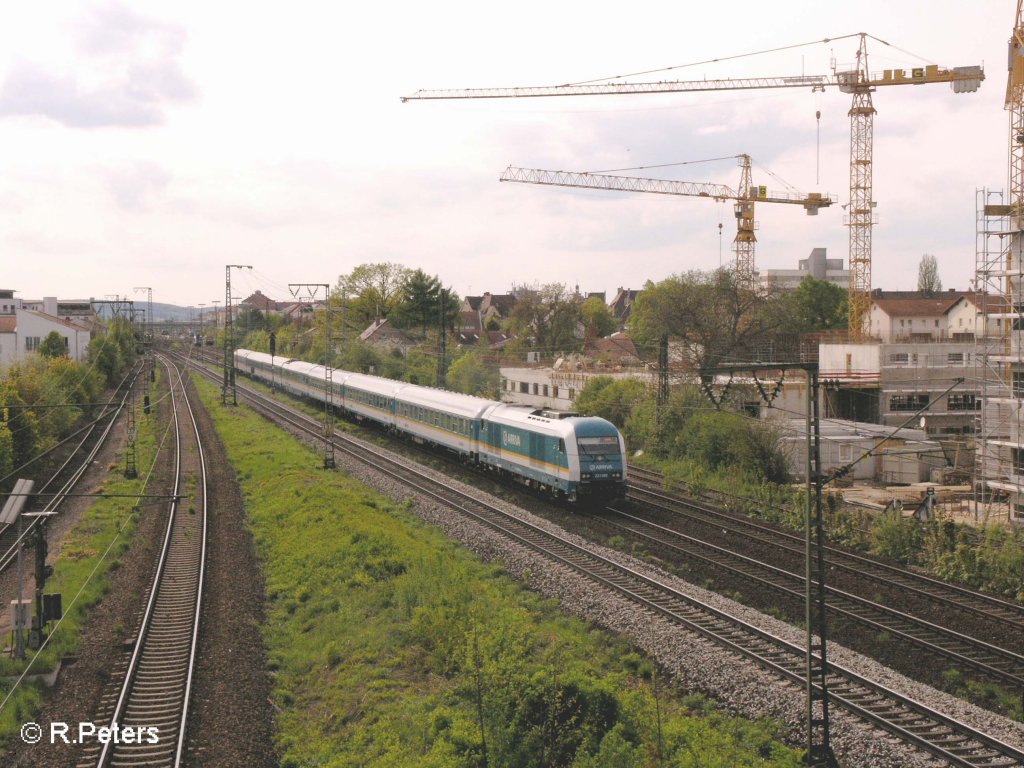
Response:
[196, 373, 803, 768]
[0, 374, 163, 745]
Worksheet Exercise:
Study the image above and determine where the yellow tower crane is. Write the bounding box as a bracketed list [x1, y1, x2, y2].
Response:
[500, 154, 833, 288]
[403, 33, 983, 338]
[1008, 2, 1024, 300]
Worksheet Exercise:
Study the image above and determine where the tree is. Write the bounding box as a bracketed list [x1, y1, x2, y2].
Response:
[447, 350, 500, 398]
[506, 284, 583, 356]
[38, 331, 68, 358]
[87, 317, 136, 385]
[574, 377, 649, 427]
[790, 276, 847, 332]
[628, 269, 787, 370]
[336, 263, 412, 329]
[237, 308, 266, 334]
[393, 269, 442, 336]
[0, 384, 37, 469]
[581, 297, 617, 339]
[917, 254, 943, 295]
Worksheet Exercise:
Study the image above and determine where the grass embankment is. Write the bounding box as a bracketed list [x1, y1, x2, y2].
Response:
[0, 374, 162, 742]
[195, 374, 802, 768]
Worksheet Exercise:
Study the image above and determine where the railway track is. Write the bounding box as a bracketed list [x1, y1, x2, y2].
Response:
[183, 354, 1024, 767]
[598, 504, 1024, 690]
[0, 366, 138, 575]
[80, 354, 208, 768]
[627, 465, 1024, 634]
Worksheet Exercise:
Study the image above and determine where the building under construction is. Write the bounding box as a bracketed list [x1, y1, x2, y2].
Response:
[974, 191, 1024, 522]
[973, 5, 1024, 524]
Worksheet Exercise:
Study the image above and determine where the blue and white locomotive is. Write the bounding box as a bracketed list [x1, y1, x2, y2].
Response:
[234, 349, 627, 502]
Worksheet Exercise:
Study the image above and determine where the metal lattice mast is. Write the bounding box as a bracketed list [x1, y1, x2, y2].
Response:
[844, 35, 877, 340]
[699, 363, 836, 767]
[1008, 3, 1024, 316]
[290, 283, 335, 469]
[656, 333, 669, 419]
[223, 265, 252, 405]
[126, 305, 143, 480]
[734, 154, 757, 288]
[804, 367, 835, 766]
[438, 286, 447, 388]
[124, 369, 138, 479]
[134, 287, 154, 380]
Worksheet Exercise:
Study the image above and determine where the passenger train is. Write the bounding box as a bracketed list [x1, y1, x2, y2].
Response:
[234, 349, 627, 502]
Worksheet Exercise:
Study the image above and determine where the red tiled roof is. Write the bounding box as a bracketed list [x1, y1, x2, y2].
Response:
[586, 333, 641, 362]
[872, 297, 961, 317]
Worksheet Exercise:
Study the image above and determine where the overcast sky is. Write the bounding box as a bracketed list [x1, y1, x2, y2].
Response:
[0, 1, 1011, 308]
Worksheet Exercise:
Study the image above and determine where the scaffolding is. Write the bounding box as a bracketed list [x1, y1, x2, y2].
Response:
[974, 189, 1023, 522]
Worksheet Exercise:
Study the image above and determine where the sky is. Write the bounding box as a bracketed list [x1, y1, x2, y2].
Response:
[0, 1, 1013, 309]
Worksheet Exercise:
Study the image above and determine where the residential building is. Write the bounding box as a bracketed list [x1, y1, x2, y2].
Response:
[868, 291, 972, 342]
[0, 309, 92, 365]
[608, 287, 641, 324]
[358, 318, 416, 355]
[500, 365, 655, 410]
[461, 292, 517, 326]
[239, 290, 280, 315]
[501, 336, 652, 409]
[0, 290, 94, 365]
[761, 247, 850, 290]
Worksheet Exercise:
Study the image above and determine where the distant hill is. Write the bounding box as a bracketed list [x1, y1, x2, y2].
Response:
[152, 302, 200, 322]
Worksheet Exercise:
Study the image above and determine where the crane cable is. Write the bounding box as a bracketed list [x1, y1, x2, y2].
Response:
[584, 154, 740, 175]
[566, 32, 936, 89]
[566, 33, 865, 86]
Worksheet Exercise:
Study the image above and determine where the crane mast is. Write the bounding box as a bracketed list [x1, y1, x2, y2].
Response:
[404, 34, 983, 337]
[1009, 1, 1024, 283]
[843, 35, 877, 340]
[501, 155, 833, 288]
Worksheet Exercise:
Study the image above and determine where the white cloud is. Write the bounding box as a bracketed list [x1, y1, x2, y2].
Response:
[0, 3, 195, 128]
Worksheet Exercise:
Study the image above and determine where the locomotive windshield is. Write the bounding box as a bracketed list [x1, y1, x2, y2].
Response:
[577, 435, 620, 459]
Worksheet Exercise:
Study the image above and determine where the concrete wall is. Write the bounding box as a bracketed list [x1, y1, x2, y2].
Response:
[500, 367, 654, 410]
[819, 343, 881, 382]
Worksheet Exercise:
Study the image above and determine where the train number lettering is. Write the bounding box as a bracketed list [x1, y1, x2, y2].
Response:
[502, 432, 521, 448]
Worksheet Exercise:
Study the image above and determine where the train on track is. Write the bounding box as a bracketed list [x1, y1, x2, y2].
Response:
[235, 349, 627, 502]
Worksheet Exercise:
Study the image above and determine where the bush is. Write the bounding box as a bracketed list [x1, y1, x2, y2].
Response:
[870, 509, 922, 565]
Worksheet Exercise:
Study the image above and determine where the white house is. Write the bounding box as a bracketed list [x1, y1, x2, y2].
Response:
[2, 309, 92, 365]
[869, 295, 963, 342]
